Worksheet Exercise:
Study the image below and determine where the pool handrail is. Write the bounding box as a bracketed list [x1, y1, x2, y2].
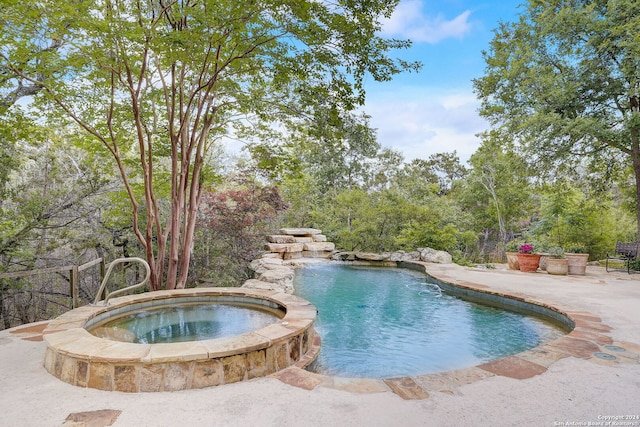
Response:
[92, 257, 151, 306]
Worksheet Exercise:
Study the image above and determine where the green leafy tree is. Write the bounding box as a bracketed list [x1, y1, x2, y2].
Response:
[458, 132, 534, 259]
[311, 185, 475, 258]
[249, 110, 395, 194]
[299, 112, 380, 193]
[0, 121, 111, 262]
[530, 180, 629, 259]
[391, 159, 440, 204]
[474, 0, 640, 239]
[0, 17, 63, 110]
[425, 151, 468, 195]
[278, 172, 323, 228]
[394, 197, 476, 259]
[0, 113, 26, 206]
[1, 0, 418, 290]
[366, 147, 405, 191]
[389, 151, 467, 199]
[0, 130, 113, 328]
[314, 188, 413, 252]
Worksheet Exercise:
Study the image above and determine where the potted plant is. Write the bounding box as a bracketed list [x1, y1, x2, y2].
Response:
[505, 240, 521, 270]
[565, 245, 589, 275]
[516, 243, 541, 272]
[535, 242, 551, 271]
[545, 247, 568, 276]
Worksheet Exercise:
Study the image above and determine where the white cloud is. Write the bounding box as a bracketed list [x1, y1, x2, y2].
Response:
[364, 86, 487, 163]
[221, 85, 486, 166]
[381, 0, 473, 43]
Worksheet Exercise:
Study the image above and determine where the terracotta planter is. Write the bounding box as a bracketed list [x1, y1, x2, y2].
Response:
[566, 253, 589, 275]
[506, 252, 520, 270]
[517, 253, 541, 272]
[546, 258, 568, 275]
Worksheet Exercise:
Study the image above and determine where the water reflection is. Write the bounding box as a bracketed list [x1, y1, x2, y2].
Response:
[92, 303, 280, 344]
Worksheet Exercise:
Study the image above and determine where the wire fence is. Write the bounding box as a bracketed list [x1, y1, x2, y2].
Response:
[0, 258, 105, 330]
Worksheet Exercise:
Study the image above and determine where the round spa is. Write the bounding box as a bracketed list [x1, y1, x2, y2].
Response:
[42, 288, 319, 392]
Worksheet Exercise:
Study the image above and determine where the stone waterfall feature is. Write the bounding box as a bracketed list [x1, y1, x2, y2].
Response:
[242, 228, 336, 294]
[264, 228, 336, 260]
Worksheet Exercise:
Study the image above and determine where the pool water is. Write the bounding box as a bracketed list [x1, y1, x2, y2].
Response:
[293, 264, 565, 378]
[90, 303, 281, 344]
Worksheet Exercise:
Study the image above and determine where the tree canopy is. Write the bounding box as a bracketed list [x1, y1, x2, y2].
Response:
[4, 0, 640, 329]
[0, 0, 419, 289]
[474, 0, 640, 238]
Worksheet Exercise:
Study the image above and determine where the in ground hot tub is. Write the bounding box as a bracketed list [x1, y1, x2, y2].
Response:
[43, 288, 319, 392]
[87, 298, 284, 344]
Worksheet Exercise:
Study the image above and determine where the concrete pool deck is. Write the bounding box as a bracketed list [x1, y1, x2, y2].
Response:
[1, 263, 639, 426]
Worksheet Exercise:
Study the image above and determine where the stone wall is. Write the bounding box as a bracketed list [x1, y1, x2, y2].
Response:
[331, 248, 453, 264]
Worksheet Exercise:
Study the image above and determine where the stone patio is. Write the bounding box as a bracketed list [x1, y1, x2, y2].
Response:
[1, 263, 639, 426]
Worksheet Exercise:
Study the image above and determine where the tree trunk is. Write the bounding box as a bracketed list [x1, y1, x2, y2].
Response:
[0, 286, 11, 330]
[632, 130, 640, 242]
[481, 166, 507, 248]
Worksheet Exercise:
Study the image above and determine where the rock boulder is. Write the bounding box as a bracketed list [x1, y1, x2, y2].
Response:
[386, 251, 421, 262]
[278, 228, 322, 236]
[242, 279, 291, 293]
[419, 247, 453, 264]
[266, 235, 297, 244]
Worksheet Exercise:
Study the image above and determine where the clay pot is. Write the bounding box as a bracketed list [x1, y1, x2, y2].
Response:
[546, 258, 568, 276]
[566, 253, 589, 275]
[506, 252, 520, 270]
[517, 253, 541, 272]
[539, 253, 550, 271]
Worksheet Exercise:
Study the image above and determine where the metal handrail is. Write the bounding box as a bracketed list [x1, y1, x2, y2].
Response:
[92, 257, 151, 306]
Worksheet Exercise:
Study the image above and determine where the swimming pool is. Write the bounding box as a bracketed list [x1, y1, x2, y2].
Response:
[293, 263, 567, 378]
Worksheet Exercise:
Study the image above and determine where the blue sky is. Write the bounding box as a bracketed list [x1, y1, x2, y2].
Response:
[364, 0, 525, 164]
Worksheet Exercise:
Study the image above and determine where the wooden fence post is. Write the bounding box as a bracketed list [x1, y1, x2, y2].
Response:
[70, 265, 79, 309]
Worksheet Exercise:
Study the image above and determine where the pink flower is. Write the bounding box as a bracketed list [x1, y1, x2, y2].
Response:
[519, 244, 534, 254]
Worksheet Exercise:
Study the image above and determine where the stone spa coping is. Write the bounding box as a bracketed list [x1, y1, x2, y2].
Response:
[42, 288, 320, 392]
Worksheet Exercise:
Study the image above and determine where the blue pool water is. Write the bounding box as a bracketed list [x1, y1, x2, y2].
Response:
[293, 263, 565, 378]
[91, 303, 280, 344]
